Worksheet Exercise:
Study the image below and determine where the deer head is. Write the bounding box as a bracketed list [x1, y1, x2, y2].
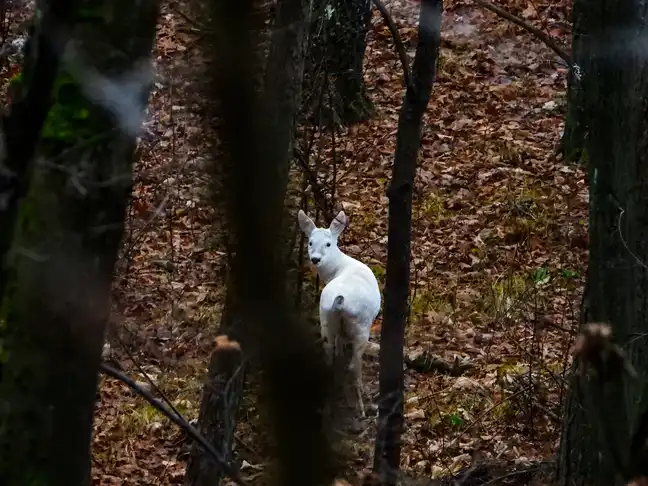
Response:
[298, 209, 348, 271]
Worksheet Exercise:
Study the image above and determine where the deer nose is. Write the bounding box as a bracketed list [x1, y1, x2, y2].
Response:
[311, 257, 320, 265]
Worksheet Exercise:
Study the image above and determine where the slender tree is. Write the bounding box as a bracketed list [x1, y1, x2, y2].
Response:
[0, 0, 160, 483]
[372, 0, 442, 484]
[557, 2, 648, 486]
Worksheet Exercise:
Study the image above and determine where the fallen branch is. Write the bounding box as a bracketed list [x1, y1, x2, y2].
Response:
[108, 325, 186, 428]
[99, 362, 246, 486]
[471, 0, 574, 71]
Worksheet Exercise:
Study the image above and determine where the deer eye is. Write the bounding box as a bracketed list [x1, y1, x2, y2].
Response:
[309, 241, 312, 246]
[326, 243, 331, 247]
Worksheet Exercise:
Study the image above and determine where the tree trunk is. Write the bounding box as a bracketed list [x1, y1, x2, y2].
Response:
[329, 0, 374, 124]
[561, 0, 587, 163]
[557, 2, 648, 486]
[184, 289, 247, 486]
[0, 1, 159, 484]
[0, 0, 76, 298]
[372, 1, 442, 485]
[189, 0, 337, 485]
[305, 0, 374, 125]
[263, 0, 311, 190]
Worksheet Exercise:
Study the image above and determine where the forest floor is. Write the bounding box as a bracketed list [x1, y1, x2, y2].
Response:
[3, 0, 587, 483]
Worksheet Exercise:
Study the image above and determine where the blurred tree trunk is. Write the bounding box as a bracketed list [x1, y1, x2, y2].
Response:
[185, 286, 248, 486]
[0, 1, 159, 484]
[206, 0, 336, 484]
[561, 0, 587, 163]
[305, 0, 374, 125]
[372, 0, 442, 485]
[0, 0, 74, 297]
[557, 2, 648, 486]
[186, 0, 326, 484]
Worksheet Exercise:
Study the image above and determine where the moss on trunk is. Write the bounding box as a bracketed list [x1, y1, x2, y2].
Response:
[0, 1, 159, 484]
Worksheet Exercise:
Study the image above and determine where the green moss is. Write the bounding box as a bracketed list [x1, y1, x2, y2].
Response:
[564, 148, 588, 165]
[421, 191, 448, 223]
[482, 272, 528, 315]
[8, 69, 23, 88]
[410, 290, 454, 317]
[24, 471, 48, 486]
[120, 403, 165, 435]
[41, 72, 97, 143]
[493, 273, 526, 297]
[370, 264, 385, 283]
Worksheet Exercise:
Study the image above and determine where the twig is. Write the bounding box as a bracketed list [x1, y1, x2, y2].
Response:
[434, 383, 538, 456]
[476, 463, 546, 486]
[294, 146, 334, 222]
[110, 326, 186, 430]
[372, 0, 413, 91]
[99, 362, 246, 486]
[617, 207, 648, 271]
[471, 0, 574, 70]
[168, 0, 208, 32]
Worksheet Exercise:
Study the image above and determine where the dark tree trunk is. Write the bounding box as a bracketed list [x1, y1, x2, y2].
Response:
[561, 0, 587, 163]
[305, 0, 374, 125]
[0, 1, 159, 484]
[557, 1, 648, 486]
[184, 290, 247, 486]
[372, 0, 442, 485]
[0, 0, 76, 297]
[263, 0, 311, 187]
[189, 0, 337, 485]
[329, 0, 374, 124]
[209, 0, 336, 483]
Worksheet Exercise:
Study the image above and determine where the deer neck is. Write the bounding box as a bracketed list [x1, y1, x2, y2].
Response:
[317, 251, 350, 284]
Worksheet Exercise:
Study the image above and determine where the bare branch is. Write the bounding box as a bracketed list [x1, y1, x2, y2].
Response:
[372, 0, 413, 91]
[99, 362, 246, 486]
[471, 0, 574, 70]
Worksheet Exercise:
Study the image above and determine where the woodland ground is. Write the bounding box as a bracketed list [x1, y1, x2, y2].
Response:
[3, 0, 588, 483]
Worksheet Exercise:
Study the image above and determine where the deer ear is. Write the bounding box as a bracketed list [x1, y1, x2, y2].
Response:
[329, 211, 348, 238]
[298, 210, 316, 237]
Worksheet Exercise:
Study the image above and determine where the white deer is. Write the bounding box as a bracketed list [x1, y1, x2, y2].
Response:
[298, 209, 381, 417]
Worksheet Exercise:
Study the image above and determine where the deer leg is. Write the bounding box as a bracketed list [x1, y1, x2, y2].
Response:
[350, 341, 367, 417]
[355, 364, 365, 418]
[319, 314, 336, 367]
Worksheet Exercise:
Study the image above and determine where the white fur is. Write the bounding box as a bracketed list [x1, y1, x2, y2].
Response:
[298, 209, 381, 416]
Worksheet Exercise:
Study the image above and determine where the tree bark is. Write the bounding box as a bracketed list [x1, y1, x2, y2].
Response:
[189, 0, 337, 485]
[561, 0, 587, 163]
[305, 0, 374, 125]
[0, 0, 76, 298]
[372, 1, 442, 485]
[0, 1, 159, 484]
[557, 2, 648, 485]
[184, 289, 248, 486]
[263, 0, 311, 192]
